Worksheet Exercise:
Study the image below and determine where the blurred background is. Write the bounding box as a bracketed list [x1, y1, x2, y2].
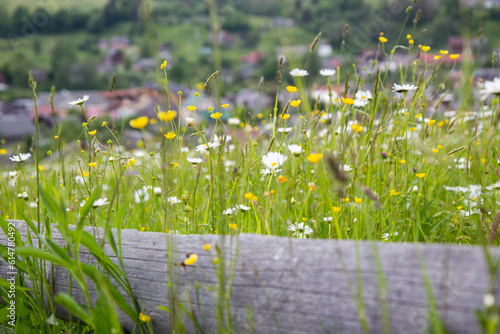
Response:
[0, 0, 498, 149]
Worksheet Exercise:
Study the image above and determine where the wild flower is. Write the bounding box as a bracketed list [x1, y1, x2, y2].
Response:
[68, 95, 89, 106]
[392, 83, 418, 93]
[287, 144, 302, 156]
[235, 204, 251, 211]
[277, 127, 293, 133]
[223, 208, 236, 215]
[183, 254, 198, 265]
[262, 152, 287, 171]
[287, 222, 313, 238]
[167, 196, 181, 204]
[187, 157, 203, 164]
[286, 86, 298, 93]
[196, 140, 220, 154]
[158, 110, 176, 122]
[479, 77, 500, 100]
[306, 153, 323, 163]
[129, 116, 149, 129]
[92, 198, 110, 208]
[289, 68, 309, 77]
[319, 68, 336, 77]
[228, 117, 241, 125]
[9, 153, 31, 162]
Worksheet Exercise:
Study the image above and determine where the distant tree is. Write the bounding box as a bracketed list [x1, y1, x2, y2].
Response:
[222, 12, 251, 33]
[3, 51, 34, 87]
[0, 5, 10, 37]
[50, 40, 77, 89]
[10, 6, 30, 35]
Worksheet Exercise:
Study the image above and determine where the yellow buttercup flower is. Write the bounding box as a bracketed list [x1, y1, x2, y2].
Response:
[203, 244, 211, 251]
[39, 165, 45, 171]
[127, 158, 135, 167]
[434, 55, 441, 60]
[341, 97, 354, 105]
[139, 313, 151, 322]
[409, 39, 414, 45]
[158, 110, 176, 122]
[389, 189, 400, 196]
[229, 223, 237, 230]
[379, 36, 388, 43]
[187, 105, 197, 112]
[421, 45, 430, 52]
[278, 175, 287, 183]
[89, 162, 96, 167]
[160, 60, 167, 69]
[432, 148, 438, 153]
[450, 54, 459, 60]
[183, 254, 198, 266]
[279, 114, 290, 120]
[427, 119, 436, 125]
[210, 112, 223, 120]
[101, 121, 108, 127]
[89, 130, 97, 136]
[332, 207, 341, 213]
[0, 149, 7, 155]
[415, 173, 425, 178]
[286, 86, 298, 93]
[354, 197, 362, 204]
[164, 132, 176, 139]
[220, 104, 229, 108]
[306, 153, 323, 163]
[440, 50, 449, 55]
[290, 100, 301, 107]
[129, 116, 149, 129]
[244, 192, 253, 199]
[342, 198, 350, 203]
[351, 124, 363, 133]
[406, 34, 412, 39]
[399, 159, 406, 164]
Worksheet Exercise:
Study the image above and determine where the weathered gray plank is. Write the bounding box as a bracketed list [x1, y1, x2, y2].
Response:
[1, 220, 499, 333]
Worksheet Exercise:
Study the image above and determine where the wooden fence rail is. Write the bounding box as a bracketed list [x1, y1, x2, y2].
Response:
[1, 220, 500, 333]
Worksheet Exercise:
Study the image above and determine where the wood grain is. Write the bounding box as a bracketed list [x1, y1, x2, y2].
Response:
[1, 220, 499, 333]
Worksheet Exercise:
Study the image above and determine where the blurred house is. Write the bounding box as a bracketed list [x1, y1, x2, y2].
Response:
[29, 90, 110, 123]
[0, 101, 35, 141]
[98, 36, 130, 50]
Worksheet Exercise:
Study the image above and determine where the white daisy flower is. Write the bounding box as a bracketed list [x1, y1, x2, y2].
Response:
[223, 208, 236, 215]
[319, 68, 336, 77]
[180, 147, 190, 153]
[134, 186, 150, 203]
[153, 187, 162, 196]
[260, 168, 282, 175]
[185, 117, 195, 127]
[235, 204, 251, 211]
[262, 152, 287, 171]
[92, 197, 110, 208]
[277, 127, 293, 133]
[287, 222, 313, 238]
[287, 144, 303, 156]
[9, 171, 20, 179]
[323, 217, 333, 222]
[17, 191, 29, 201]
[187, 157, 203, 164]
[196, 141, 221, 154]
[353, 98, 369, 107]
[392, 83, 418, 93]
[290, 68, 309, 77]
[355, 90, 373, 100]
[340, 165, 352, 172]
[228, 117, 241, 125]
[479, 77, 500, 100]
[68, 95, 89, 106]
[9, 153, 32, 162]
[167, 196, 181, 204]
